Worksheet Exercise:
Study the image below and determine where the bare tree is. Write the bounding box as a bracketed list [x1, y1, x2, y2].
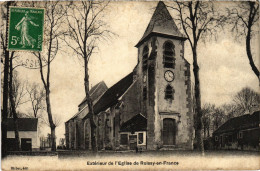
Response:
[212, 107, 225, 131]
[8, 53, 29, 151]
[10, 71, 28, 115]
[1, 1, 12, 158]
[167, 1, 224, 154]
[1, 2, 24, 152]
[233, 87, 260, 115]
[220, 103, 238, 120]
[63, 1, 111, 151]
[8, 51, 21, 151]
[26, 83, 45, 118]
[201, 103, 215, 138]
[32, 1, 68, 151]
[228, 2, 259, 81]
[1, 1, 67, 152]
[40, 111, 62, 149]
[42, 113, 62, 128]
[202, 87, 259, 135]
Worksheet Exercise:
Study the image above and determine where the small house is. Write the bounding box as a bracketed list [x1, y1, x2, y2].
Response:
[213, 111, 260, 151]
[7, 118, 39, 151]
[119, 114, 147, 150]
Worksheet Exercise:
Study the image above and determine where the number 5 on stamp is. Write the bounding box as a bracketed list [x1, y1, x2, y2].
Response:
[8, 7, 44, 51]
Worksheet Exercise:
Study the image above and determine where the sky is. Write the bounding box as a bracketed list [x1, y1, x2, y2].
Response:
[6, 1, 259, 141]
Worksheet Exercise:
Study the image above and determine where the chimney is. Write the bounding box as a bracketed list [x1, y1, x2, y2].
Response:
[249, 104, 260, 114]
[244, 109, 250, 115]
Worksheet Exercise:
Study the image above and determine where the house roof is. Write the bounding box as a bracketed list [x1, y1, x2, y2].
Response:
[7, 118, 38, 131]
[213, 111, 260, 134]
[120, 113, 147, 132]
[136, 1, 186, 47]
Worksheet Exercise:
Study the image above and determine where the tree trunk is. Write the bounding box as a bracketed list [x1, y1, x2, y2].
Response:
[51, 126, 56, 151]
[45, 89, 56, 151]
[9, 52, 20, 151]
[246, 18, 259, 82]
[2, 1, 11, 158]
[207, 126, 210, 137]
[192, 47, 204, 154]
[84, 60, 97, 152]
[203, 125, 206, 138]
[215, 115, 219, 129]
[2, 45, 9, 157]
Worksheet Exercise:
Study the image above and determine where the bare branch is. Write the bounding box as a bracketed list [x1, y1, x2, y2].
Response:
[26, 82, 45, 118]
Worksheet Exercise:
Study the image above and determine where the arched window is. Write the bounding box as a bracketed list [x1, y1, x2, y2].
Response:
[142, 46, 149, 71]
[165, 85, 174, 99]
[163, 41, 175, 68]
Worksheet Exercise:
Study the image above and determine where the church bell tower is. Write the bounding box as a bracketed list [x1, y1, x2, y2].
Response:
[135, 1, 193, 150]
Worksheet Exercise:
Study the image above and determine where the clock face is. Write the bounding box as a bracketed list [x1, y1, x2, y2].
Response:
[164, 70, 174, 82]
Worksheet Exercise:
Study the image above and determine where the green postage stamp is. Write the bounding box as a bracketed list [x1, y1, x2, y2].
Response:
[8, 7, 44, 51]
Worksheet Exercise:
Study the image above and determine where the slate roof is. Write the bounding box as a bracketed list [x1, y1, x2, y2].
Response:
[78, 81, 108, 107]
[85, 72, 134, 118]
[136, 1, 186, 47]
[213, 111, 260, 134]
[7, 118, 38, 131]
[66, 81, 108, 122]
[120, 114, 147, 132]
[66, 72, 134, 122]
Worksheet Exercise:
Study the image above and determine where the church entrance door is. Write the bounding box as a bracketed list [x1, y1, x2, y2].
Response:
[163, 118, 176, 145]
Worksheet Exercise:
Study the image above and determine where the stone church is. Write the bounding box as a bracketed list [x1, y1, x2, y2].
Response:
[65, 1, 193, 151]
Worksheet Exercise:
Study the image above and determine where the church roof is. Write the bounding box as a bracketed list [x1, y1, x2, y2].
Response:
[91, 72, 134, 116]
[78, 81, 108, 107]
[136, 1, 186, 47]
[66, 81, 107, 122]
[66, 73, 133, 122]
[66, 72, 133, 123]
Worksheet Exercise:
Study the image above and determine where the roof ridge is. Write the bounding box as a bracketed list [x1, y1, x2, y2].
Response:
[139, 113, 147, 119]
[124, 113, 147, 123]
[68, 72, 133, 122]
[118, 79, 137, 101]
[136, 1, 186, 47]
[214, 111, 259, 134]
[78, 81, 107, 106]
[90, 81, 102, 96]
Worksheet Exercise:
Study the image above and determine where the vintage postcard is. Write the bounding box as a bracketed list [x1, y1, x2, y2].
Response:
[1, 0, 259, 170]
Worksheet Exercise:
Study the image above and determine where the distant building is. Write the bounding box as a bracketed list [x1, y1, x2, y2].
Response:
[65, 1, 193, 151]
[40, 134, 52, 150]
[213, 111, 260, 151]
[7, 118, 39, 151]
